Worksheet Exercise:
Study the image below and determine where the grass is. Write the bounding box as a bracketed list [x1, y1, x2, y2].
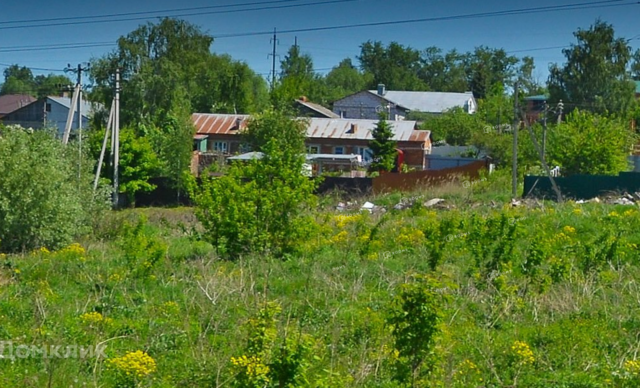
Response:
[2, 173, 640, 387]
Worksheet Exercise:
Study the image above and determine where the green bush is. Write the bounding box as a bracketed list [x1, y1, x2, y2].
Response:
[0, 125, 110, 252]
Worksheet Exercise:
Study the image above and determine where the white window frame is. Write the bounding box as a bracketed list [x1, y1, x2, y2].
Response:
[334, 146, 345, 155]
[307, 145, 320, 154]
[213, 141, 228, 153]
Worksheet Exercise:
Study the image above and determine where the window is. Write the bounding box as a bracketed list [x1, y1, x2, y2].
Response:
[307, 145, 320, 154]
[334, 146, 345, 155]
[356, 147, 373, 163]
[213, 141, 228, 153]
[45, 103, 52, 112]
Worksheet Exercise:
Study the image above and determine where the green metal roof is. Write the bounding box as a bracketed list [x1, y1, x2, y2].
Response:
[524, 95, 549, 101]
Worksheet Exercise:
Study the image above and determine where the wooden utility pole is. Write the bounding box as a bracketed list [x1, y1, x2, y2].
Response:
[512, 82, 519, 198]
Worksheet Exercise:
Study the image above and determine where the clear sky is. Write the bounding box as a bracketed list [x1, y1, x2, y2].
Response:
[0, 0, 638, 85]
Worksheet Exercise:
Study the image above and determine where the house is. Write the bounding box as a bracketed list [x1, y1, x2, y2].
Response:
[332, 84, 477, 120]
[0, 96, 96, 136]
[191, 113, 432, 170]
[294, 96, 339, 118]
[0, 94, 36, 119]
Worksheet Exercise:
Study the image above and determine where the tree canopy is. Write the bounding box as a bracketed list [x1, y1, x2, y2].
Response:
[0, 65, 72, 98]
[548, 20, 636, 115]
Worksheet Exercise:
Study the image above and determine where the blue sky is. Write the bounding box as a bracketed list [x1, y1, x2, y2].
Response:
[0, 0, 638, 86]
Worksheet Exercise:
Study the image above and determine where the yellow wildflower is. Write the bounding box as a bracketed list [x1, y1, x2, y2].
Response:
[511, 341, 535, 365]
[331, 230, 349, 244]
[107, 351, 157, 378]
[563, 225, 576, 234]
[333, 214, 360, 228]
[624, 359, 640, 375]
[231, 355, 270, 380]
[108, 273, 123, 283]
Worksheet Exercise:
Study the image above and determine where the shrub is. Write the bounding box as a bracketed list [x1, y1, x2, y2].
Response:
[191, 109, 317, 258]
[0, 125, 110, 253]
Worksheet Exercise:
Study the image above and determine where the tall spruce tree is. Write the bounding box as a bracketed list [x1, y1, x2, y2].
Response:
[370, 112, 397, 172]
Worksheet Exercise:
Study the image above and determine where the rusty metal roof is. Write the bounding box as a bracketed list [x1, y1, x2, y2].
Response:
[192, 114, 429, 143]
[192, 113, 250, 135]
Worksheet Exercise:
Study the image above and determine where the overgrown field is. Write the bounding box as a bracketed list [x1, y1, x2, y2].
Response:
[2, 185, 640, 387]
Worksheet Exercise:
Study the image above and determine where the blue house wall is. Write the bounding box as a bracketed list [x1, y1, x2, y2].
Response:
[1, 97, 90, 137]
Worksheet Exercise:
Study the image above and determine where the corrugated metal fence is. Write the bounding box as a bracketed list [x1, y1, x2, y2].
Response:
[524, 172, 640, 200]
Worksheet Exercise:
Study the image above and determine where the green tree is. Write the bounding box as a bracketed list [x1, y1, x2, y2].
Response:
[1, 65, 72, 97]
[324, 58, 371, 102]
[272, 43, 327, 108]
[387, 275, 447, 387]
[547, 109, 634, 175]
[548, 20, 635, 115]
[421, 107, 484, 146]
[89, 127, 161, 207]
[34, 74, 72, 98]
[369, 113, 397, 172]
[419, 47, 468, 92]
[632, 49, 640, 80]
[358, 41, 428, 90]
[90, 18, 268, 125]
[464, 46, 519, 99]
[1, 65, 35, 95]
[0, 125, 109, 252]
[191, 109, 316, 258]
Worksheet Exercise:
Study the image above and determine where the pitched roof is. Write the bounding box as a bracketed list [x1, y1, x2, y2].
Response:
[191, 113, 430, 143]
[294, 99, 340, 118]
[48, 96, 97, 117]
[0, 94, 36, 115]
[306, 118, 428, 142]
[368, 90, 475, 113]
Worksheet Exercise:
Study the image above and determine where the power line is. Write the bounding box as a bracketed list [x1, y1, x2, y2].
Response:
[211, 0, 638, 38]
[0, 1, 635, 53]
[0, 0, 312, 25]
[0, 0, 359, 31]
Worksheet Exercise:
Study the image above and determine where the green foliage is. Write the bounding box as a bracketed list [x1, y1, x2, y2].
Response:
[120, 216, 167, 278]
[387, 275, 447, 387]
[359, 41, 428, 91]
[231, 302, 316, 388]
[89, 127, 162, 206]
[324, 58, 372, 103]
[0, 125, 109, 253]
[1, 64, 72, 97]
[146, 109, 195, 198]
[369, 113, 397, 172]
[548, 20, 636, 115]
[192, 110, 317, 258]
[90, 18, 268, 126]
[421, 107, 483, 145]
[547, 109, 635, 175]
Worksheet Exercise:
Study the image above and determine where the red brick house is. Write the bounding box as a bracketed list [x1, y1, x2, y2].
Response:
[191, 114, 431, 170]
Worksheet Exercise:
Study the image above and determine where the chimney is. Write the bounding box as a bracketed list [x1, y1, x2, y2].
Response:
[234, 117, 242, 130]
[377, 84, 386, 96]
[347, 123, 357, 134]
[299, 96, 308, 102]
